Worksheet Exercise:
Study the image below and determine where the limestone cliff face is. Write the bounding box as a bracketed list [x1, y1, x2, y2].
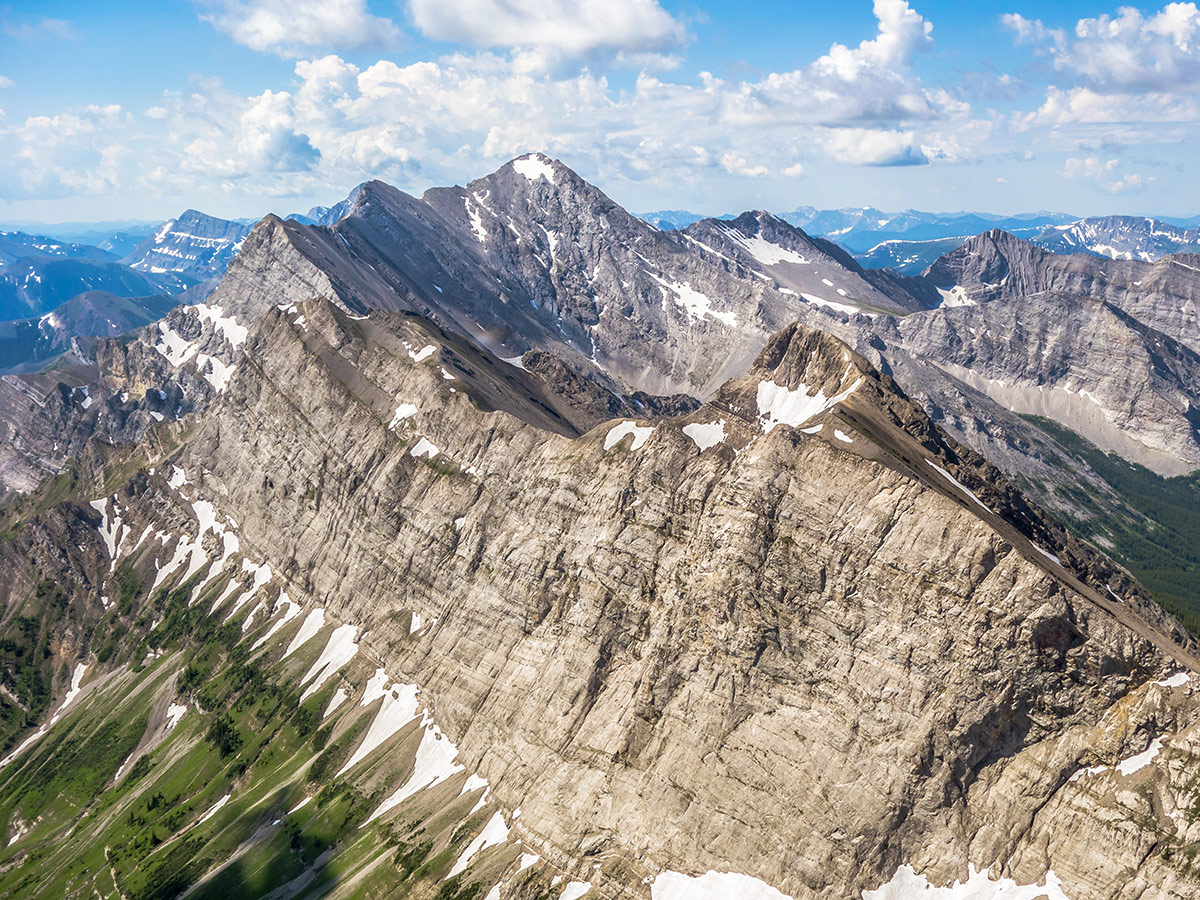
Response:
[135, 297, 1197, 899]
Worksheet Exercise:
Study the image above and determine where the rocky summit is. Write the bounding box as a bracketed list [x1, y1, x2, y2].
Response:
[1, 156, 1199, 900]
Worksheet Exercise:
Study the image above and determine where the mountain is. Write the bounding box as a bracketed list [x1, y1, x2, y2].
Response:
[0, 220, 160, 256]
[1033, 215, 1200, 262]
[0, 291, 181, 376]
[637, 209, 711, 230]
[0, 257, 194, 321]
[779, 207, 1075, 252]
[0, 287, 1196, 900]
[0, 231, 117, 268]
[122, 210, 253, 279]
[854, 235, 979, 273]
[287, 184, 366, 227]
[3, 156, 1200, 900]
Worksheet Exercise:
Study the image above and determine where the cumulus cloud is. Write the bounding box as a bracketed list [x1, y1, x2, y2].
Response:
[719, 152, 768, 177]
[1066, 4, 1200, 92]
[1005, 3, 1200, 93]
[200, 0, 404, 57]
[0, 1, 989, 207]
[0, 76, 12, 89]
[0, 104, 133, 200]
[822, 128, 930, 166]
[1014, 85, 1198, 128]
[814, 0, 932, 78]
[1062, 155, 1152, 192]
[407, 0, 685, 58]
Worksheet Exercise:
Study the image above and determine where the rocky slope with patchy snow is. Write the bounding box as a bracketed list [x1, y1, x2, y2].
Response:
[122, 210, 251, 280]
[3, 289, 1199, 899]
[1033, 216, 1200, 263]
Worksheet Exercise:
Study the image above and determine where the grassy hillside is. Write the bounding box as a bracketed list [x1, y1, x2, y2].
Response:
[1022, 415, 1200, 633]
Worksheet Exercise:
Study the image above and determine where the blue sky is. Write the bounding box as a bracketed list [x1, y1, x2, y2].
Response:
[1, 0, 1199, 223]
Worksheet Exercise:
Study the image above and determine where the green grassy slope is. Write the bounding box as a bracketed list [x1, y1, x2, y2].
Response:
[1020, 415, 1200, 633]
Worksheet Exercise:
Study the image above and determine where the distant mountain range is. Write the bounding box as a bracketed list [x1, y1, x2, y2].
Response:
[641, 207, 1200, 273]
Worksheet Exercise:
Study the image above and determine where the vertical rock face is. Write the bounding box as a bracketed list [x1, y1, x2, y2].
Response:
[888, 294, 1200, 475]
[135, 298, 1190, 898]
[922, 230, 1200, 356]
[1, 282, 1199, 898]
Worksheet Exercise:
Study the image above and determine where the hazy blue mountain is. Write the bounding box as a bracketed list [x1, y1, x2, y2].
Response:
[121, 210, 252, 279]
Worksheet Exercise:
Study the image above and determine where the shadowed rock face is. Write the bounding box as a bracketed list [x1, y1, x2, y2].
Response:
[923, 230, 1200, 356]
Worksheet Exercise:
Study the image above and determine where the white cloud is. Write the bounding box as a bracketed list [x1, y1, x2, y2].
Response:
[1005, 3, 1200, 93]
[0, 76, 12, 89]
[1062, 155, 1153, 192]
[200, 0, 404, 57]
[822, 128, 930, 166]
[406, 0, 685, 57]
[0, 3, 993, 208]
[0, 104, 133, 200]
[1066, 4, 1200, 92]
[999, 13, 1065, 49]
[719, 152, 768, 177]
[1015, 85, 1198, 128]
[814, 0, 932, 79]
[236, 91, 321, 171]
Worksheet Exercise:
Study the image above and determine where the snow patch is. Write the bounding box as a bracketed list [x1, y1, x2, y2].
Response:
[154, 322, 199, 368]
[833, 429, 853, 444]
[926, 462, 991, 515]
[801, 293, 861, 316]
[652, 870, 793, 900]
[683, 419, 726, 451]
[165, 703, 188, 730]
[298, 624, 358, 703]
[757, 377, 862, 433]
[198, 354, 236, 392]
[411, 437, 440, 459]
[862, 864, 1069, 900]
[1117, 737, 1164, 776]
[283, 608, 326, 659]
[561, 883, 592, 900]
[90, 497, 127, 571]
[337, 673, 420, 775]
[389, 403, 418, 429]
[1032, 544, 1061, 566]
[936, 286, 977, 308]
[1154, 672, 1191, 688]
[250, 593, 301, 650]
[448, 811, 510, 878]
[649, 273, 737, 327]
[367, 717, 464, 823]
[409, 344, 436, 363]
[194, 793, 231, 828]
[604, 421, 654, 451]
[194, 304, 248, 348]
[512, 154, 557, 183]
[719, 225, 810, 266]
